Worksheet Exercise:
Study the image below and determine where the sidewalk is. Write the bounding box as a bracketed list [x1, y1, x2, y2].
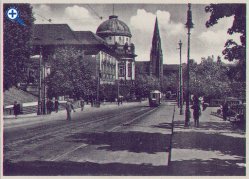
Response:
[3, 101, 147, 127]
[169, 106, 246, 176]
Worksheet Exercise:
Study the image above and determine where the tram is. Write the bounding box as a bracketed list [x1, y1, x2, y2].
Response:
[149, 90, 162, 107]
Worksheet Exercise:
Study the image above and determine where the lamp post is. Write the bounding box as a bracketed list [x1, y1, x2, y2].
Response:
[43, 55, 47, 114]
[96, 59, 100, 107]
[178, 40, 183, 115]
[185, 3, 194, 126]
[117, 62, 120, 104]
[37, 46, 42, 115]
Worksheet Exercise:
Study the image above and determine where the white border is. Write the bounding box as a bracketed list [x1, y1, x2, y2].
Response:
[1, 1, 248, 179]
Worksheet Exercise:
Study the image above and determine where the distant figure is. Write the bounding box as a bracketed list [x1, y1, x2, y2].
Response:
[91, 97, 94, 107]
[66, 99, 75, 120]
[222, 100, 229, 121]
[54, 99, 59, 113]
[46, 99, 53, 114]
[117, 97, 120, 106]
[13, 101, 20, 118]
[80, 97, 85, 111]
[191, 95, 201, 127]
[120, 97, 123, 104]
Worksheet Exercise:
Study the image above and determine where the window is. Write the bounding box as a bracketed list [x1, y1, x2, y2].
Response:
[119, 36, 122, 44]
[128, 63, 132, 77]
[118, 63, 125, 77]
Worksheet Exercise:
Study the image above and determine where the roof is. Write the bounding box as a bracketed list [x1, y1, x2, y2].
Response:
[32, 24, 81, 45]
[74, 31, 108, 46]
[163, 64, 179, 71]
[31, 24, 120, 58]
[96, 15, 132, 38]
[84, 48, 101, 55]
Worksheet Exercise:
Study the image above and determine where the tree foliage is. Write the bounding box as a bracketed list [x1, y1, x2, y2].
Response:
[182, 57, 247, 101]
[161, 73, 178, 94]
[46, 46, 95, 98]
[134, 74, 160, 98]
[4, 4, 35, 90]
[205, 4, 246, 81]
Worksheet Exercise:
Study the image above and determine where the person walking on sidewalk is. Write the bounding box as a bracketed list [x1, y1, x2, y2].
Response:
[80, 97, 85, 111]
[13, 101, 20, 118]
[46, 99, 53, 114]
[191, 95, 201, 127]
[222, 100, 229, 121]
[54, 99, 59, 113]
[66, 99, 75, 121]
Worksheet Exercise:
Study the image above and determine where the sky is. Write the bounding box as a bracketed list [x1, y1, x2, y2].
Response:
[32, 4, 241, 64]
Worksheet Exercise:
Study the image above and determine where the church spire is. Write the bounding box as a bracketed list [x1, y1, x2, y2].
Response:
[150, 17, 163, 80]
[152, 17, 161, 46]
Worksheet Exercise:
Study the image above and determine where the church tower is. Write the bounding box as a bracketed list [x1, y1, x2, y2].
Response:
[150, 17, 163, 81]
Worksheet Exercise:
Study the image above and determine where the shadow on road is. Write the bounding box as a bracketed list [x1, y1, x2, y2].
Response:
[66, 131, 172, 154]
[171, 120, 246, 176]
[169, 158, 245, 176]
[172, 131, 245, 156]
[4, 159, 172, 176]
[152, 122, 173, 130]
[4, 131, 173, 176]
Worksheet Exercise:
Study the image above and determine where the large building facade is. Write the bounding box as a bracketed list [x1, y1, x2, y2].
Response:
[31, 15, 136, 85]
[96, 15, 136, 82]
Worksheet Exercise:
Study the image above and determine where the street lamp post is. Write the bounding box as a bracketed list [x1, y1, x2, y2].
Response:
[185, 3, 194, 126]
[178, 40, 183, 115]
[96, 59, 101, 108]
[37, 46, 42, 115]
[43, 56, 47, 114]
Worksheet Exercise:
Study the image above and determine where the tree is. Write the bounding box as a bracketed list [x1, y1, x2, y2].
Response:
[205, 4, 246, 81]
[46, 46, 95, 98]
[134, 74, 160, 98]
[183, 57, 233, 101]
[4, 4, 35, 90]
[161, 73, 178, 94]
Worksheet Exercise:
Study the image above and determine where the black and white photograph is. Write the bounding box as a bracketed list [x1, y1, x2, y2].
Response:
[1, 1, 247, 176]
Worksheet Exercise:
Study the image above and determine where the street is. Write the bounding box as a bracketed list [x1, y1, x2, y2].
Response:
[4, 101, 175, 175]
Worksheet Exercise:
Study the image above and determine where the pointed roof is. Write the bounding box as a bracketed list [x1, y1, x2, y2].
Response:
[152, 17, 161, 45]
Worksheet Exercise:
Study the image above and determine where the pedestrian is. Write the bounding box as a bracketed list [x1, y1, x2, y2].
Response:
[66, 99, 75, 120]
[46, 99, 53, 114]
[54, 99, 59, 113]
[91, 97, 94, 107]
[80, 97, 85, 111]
[13, 101, 19, 118]
[117, 97, 120, 106]
[120, 97, 123, 104]
[222, 100, 229, 121]
[191, 95, 201, 127]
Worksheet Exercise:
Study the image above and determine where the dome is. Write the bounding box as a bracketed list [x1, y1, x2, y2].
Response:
[96, 15, 132, 38]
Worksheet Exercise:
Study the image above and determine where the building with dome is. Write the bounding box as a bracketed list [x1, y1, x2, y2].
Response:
[19, 14, 136, 106]
[96, 15, 136, 82]
[30, 14, 136, 85]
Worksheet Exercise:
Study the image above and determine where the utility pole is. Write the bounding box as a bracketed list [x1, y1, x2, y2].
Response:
[43, 56, 47, 114]
[178, 40, 183, 115]
[185, 3, 194, 126]
[96, 59, 100, 107]
[37, 46, 42, 115]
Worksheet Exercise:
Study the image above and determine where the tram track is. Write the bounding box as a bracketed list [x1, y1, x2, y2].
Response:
[49, 106, 159, 162]
[4, 106, 152, 149]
